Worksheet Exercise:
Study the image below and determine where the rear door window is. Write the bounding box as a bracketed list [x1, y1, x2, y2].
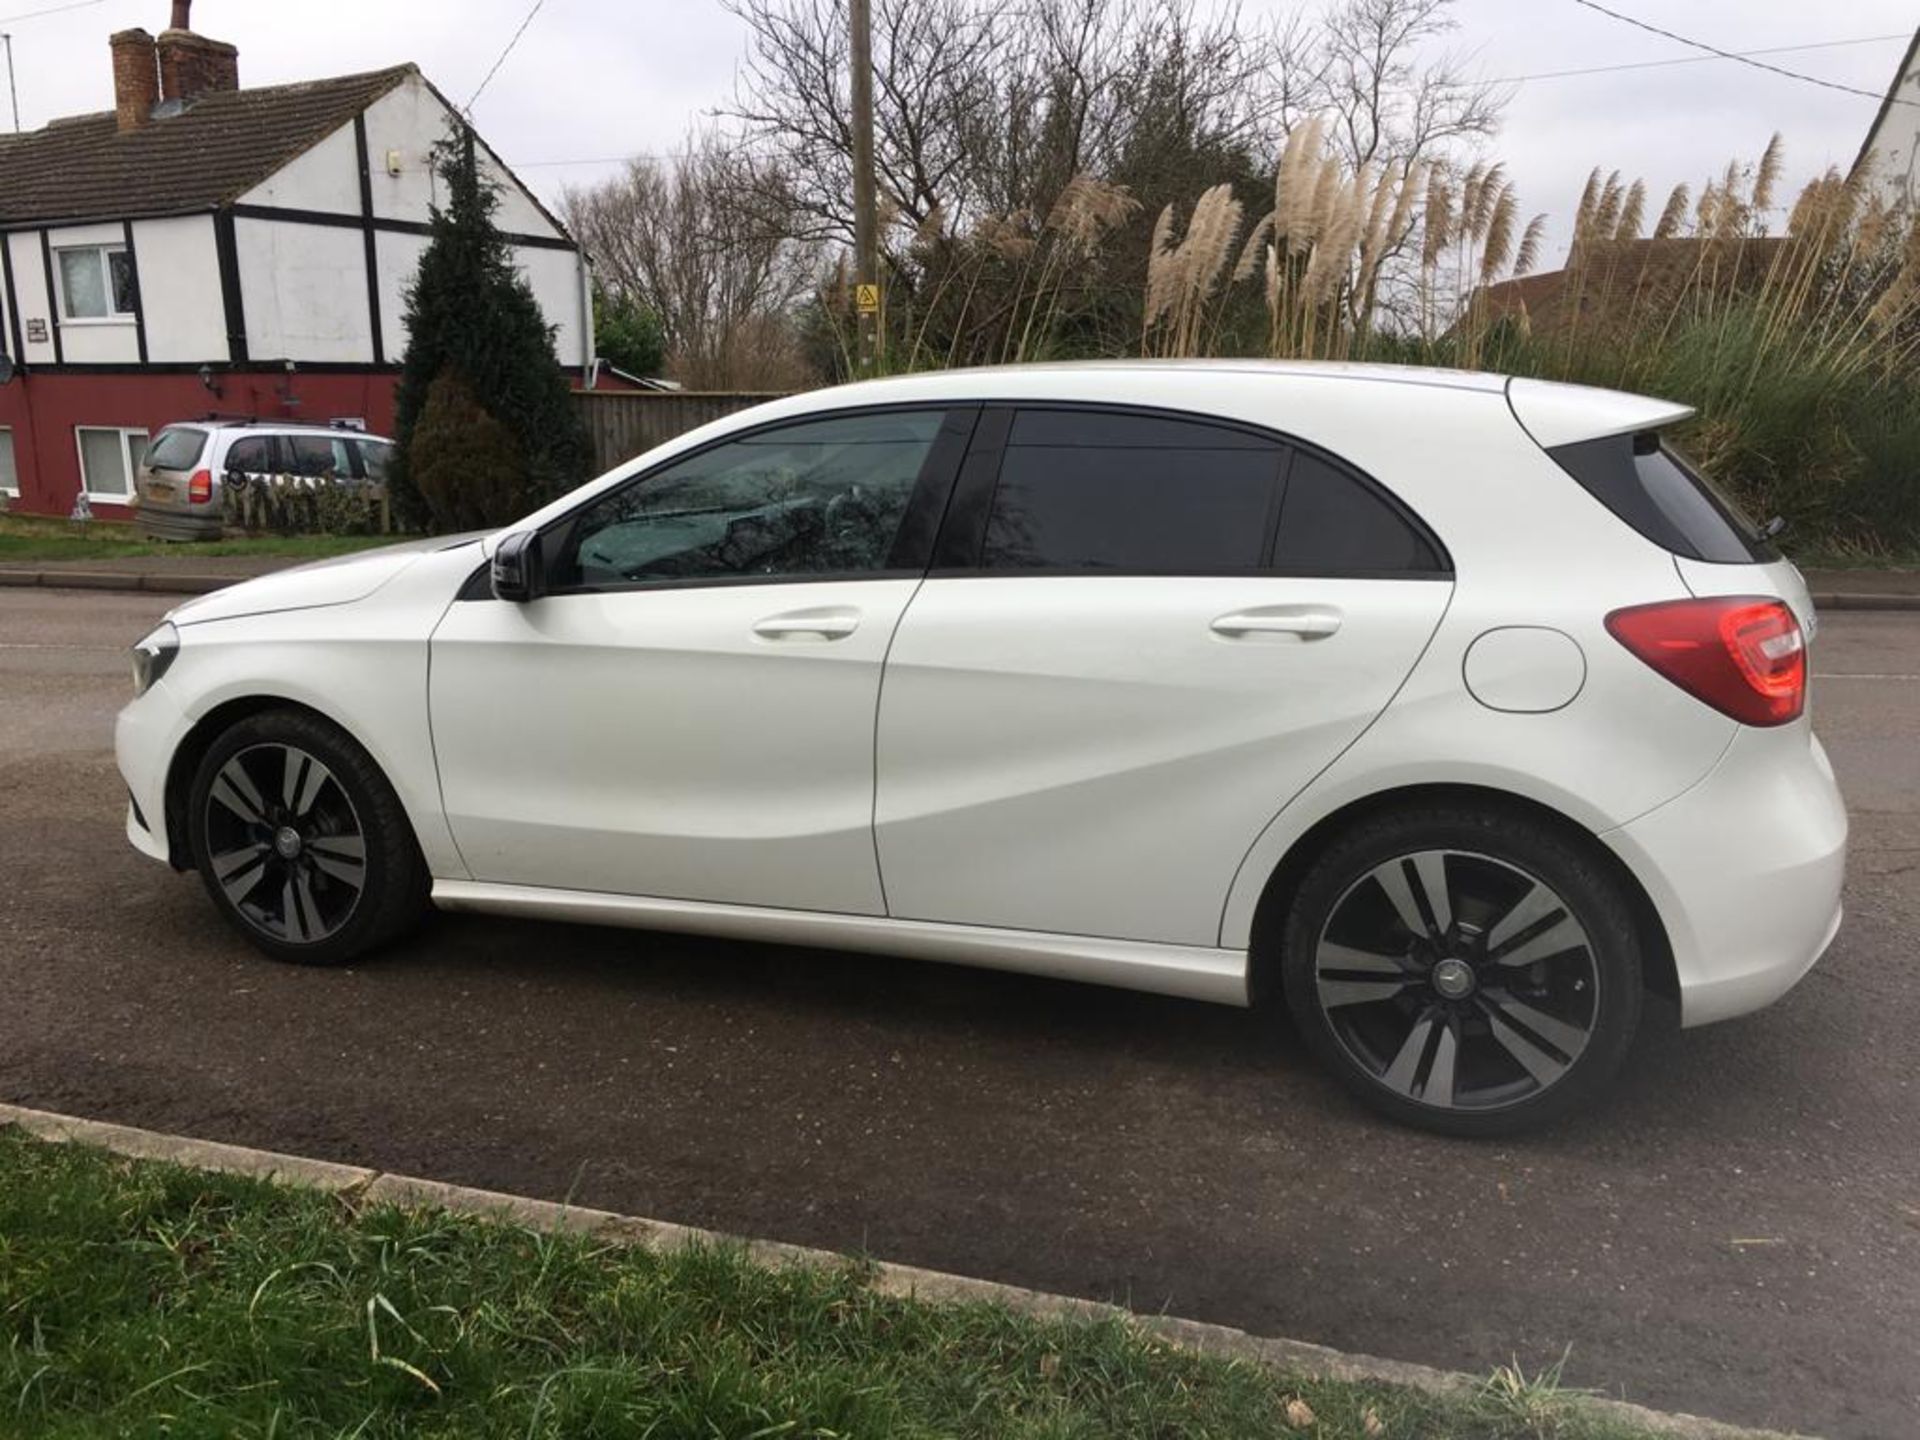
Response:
[980, 409, 1284, 572]
[223, 436, 277, 476]
[1273, 450, 1445, 574]
[144, 427, 207, 472]
[1548, 431, 1777, 563]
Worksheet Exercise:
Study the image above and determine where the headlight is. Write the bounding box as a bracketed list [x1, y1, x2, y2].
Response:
[131, 622, 180, 696]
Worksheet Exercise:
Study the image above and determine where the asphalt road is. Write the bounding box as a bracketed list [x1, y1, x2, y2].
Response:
[3, 587, 1916, 1438]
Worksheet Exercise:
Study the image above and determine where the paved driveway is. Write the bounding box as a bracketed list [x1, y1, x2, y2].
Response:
[2, 588, 1915, 1438]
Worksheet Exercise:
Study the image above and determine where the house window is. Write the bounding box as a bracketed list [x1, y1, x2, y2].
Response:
[56, 246, 137, 322]
[0, 428, 17, 497]
[76, 426, 148, 500]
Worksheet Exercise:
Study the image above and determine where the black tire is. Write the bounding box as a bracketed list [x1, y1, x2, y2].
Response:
[186, 708, 428, 966]
[1278, 804, 1643, 1137]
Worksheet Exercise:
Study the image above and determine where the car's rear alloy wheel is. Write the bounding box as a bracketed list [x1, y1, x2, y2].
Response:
[1280, 807, 1642, 1135]
[188, 709, 427, 965]
[202, 743, 367, 945]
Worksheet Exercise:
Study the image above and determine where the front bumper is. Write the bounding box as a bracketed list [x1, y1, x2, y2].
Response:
[116, 679, 188, 866]
[1604, 724, 1847, 1028]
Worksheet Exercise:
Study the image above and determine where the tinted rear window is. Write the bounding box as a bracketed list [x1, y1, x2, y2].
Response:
[1549, 431, 1776, 563]
[982, 410, 1282, 572]
[145, 427, 207, 471]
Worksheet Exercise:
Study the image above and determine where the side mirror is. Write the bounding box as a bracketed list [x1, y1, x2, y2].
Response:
[224, 469, 248, 494]
[491, 529, 544, 603]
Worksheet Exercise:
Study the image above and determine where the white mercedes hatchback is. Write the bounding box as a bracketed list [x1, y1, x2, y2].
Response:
[116, 362, 1846, 1134]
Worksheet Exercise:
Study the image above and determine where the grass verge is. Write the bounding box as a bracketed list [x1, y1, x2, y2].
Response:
[0, 1127, 1693, 1439]
[0, 514, 399, 564]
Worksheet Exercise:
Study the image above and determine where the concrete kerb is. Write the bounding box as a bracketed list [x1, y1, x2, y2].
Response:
[0, 570, 242, 595]
[1, 566, 1917, 612]
[0, 1101, 1794, 1440]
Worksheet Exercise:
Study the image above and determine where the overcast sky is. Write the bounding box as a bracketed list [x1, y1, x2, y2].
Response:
[3, 0, 1914, 270]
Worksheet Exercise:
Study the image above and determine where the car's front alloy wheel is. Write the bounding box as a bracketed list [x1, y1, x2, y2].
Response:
[202, 742, 367, 944]
[1281, 806, 1643, 1135]
[187, 709, 426, 965]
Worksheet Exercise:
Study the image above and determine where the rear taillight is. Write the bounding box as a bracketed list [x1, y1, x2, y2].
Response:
[187, 469, 213, 504]
[1605, 596, 1805, 726]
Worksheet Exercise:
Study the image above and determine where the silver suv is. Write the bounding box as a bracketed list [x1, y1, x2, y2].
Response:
[135, 421, 395, 540]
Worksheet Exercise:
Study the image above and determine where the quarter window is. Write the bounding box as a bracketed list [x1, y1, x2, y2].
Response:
[1273, 451, 1443, 574]
[355, 440, 394, 482]
[286, 435, 353, 480]
[0, 428, 17, 496]
[76, 426, 148, 500]
[558, 410, 946, 588]
[57, 246, 137, 321]
[981, 410, 1283, 572]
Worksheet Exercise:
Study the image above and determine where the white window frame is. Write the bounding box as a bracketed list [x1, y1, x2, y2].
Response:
[0, 426, 18, 498]
[74, 426, 149, 503]
[53, 244, 137, 325]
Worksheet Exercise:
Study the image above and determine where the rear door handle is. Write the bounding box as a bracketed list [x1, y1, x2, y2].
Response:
[752, 607, 860, 641]
[1210, 606, 1343, 640]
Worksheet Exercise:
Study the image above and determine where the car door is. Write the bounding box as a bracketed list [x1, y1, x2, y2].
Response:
[873, 405, 1454, 947]
[429, 406, 973, 913]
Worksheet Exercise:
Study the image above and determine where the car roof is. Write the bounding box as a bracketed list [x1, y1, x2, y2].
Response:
[737, 359, 1693, 444]
[160, 422, 393, 441]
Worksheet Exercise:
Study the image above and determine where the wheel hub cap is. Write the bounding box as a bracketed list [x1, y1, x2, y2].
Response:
[1431, 956, 1476, 999]
[273, 825, 303, 860]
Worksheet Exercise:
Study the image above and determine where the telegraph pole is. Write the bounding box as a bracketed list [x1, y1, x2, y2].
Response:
[849, 0, 879, 374]
[3, 34, 19, 134]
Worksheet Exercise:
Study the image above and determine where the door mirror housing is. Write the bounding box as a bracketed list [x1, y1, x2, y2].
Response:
[491, 529, 545, 603]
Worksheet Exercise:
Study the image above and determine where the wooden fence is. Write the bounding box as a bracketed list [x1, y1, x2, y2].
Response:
[572, 390, 788, 474]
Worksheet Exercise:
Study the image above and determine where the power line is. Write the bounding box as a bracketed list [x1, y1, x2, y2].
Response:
[503, 28, 1912, 171]
[1569, 0, 1918, 108]
[1478, 32, 1909, 88]
[0, 0, 104, 23]
[467, 0, 550, 113]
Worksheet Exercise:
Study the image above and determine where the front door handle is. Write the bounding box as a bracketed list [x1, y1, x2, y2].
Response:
[752, 607, 860, 641]
[1210, 606, 1343, 640]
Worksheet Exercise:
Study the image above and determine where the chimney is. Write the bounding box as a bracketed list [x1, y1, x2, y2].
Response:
[110, 28, 159, 132]
[157, 0, 238, 106]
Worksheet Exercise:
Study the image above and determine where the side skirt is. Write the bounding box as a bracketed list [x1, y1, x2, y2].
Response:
[431, 880, 1251, 1007]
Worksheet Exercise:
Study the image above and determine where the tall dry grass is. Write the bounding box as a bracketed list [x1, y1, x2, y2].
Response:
[1134, 125, 1920, 551]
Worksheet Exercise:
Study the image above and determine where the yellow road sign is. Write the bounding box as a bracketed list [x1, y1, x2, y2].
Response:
[856, 283, 880, 314]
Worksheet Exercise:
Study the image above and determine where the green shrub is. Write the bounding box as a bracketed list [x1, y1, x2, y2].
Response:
[409, 373, 529, 532]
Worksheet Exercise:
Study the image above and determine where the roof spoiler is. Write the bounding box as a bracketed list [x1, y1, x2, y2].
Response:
[1505, 376, 1694, 450]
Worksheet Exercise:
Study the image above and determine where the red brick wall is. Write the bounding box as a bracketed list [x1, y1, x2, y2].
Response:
[0, 370, 399, 520]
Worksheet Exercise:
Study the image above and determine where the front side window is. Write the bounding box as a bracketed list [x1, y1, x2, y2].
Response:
[980, 409, 1283, 572]
[76, 426, 148, 499]
[144, 426, 207, 472]
[556, 410, 946, 589]
[0, 428, 17, 496]
[57, 246, 136, 321]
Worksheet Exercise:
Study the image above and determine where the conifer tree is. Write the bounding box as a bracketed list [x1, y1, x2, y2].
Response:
[389, 127, 588, 530]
